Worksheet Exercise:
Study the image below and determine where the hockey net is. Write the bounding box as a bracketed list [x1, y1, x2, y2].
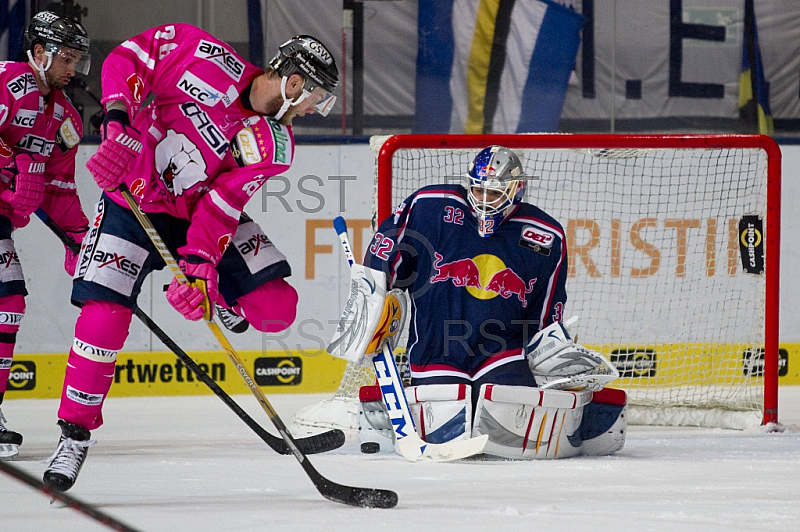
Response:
[293, 134, 780, 431]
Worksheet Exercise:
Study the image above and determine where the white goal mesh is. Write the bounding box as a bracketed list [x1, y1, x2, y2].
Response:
[292, 134, 780, 431]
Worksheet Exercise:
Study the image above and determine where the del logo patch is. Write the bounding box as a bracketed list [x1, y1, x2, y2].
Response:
[519, 226, 554, 255]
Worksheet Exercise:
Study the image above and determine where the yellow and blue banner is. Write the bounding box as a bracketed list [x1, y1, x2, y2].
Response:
[739, 0, 773, 135]
[0, 0, 29, 61]
[414, 0, 584, 134]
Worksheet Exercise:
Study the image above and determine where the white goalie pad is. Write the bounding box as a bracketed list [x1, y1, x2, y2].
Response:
[358, 383, 473, 453]
[327, 265, 407, 365]
[473, 384, 593, 460]
[526, 316, 619, 391]
[358, 385, 395, 453]
[407, 384, 472, 444]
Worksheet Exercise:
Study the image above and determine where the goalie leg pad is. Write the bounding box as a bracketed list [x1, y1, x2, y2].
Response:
[357, 385, 395, 452]
[406, 384, 471, 444]
[473, 384, 593, 459]
[580, 387, 627, 456]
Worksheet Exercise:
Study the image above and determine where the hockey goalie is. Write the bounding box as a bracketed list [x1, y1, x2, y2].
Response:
[328, 146, 627, 459]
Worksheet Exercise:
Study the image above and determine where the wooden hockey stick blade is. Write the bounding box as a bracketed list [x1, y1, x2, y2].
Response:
[305, 466, 398, 508]
[134, 309, 345, 455]
[0, 460, 144, 532]
[33, 208, 345, 457]
[118, 189, 398, 508]
[396, 432, 489, 463]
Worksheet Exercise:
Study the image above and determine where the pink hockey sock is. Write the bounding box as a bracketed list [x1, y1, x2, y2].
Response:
[0, 295, 24, 399]
[236, 278, 298, 333]
[57, 300, 132, 430]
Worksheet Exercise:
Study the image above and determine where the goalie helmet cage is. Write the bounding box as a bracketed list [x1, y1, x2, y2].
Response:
[292, 134, 780, 431]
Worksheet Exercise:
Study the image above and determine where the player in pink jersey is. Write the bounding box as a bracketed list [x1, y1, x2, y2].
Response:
[0, 11, 91, 461]
[43, 25, 338, 491]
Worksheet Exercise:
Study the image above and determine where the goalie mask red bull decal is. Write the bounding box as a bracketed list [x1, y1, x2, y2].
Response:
[430, 252, 536, 307]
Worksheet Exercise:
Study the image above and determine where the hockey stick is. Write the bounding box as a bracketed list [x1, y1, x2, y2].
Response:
[333, 216, 488, 462]
[117, 188, 397, 508]
[34, 208, 345, 456]
[0, 459, 143, 532]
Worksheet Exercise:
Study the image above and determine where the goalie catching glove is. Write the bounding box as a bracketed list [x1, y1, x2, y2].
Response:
[327, 264, 407, 365]
[526, 316, 619, 391]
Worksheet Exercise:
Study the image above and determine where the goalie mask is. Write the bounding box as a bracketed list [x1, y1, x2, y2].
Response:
[269, 35, 339, 119]
[466, 146, 526, 238]
[25, 11, 91, 86]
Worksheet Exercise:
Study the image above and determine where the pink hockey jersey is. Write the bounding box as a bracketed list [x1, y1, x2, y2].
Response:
[0, 61, 86, 231]
[101, 24, 295, 265]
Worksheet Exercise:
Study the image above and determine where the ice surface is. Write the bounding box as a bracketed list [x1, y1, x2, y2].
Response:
[3, 388, 800, 531]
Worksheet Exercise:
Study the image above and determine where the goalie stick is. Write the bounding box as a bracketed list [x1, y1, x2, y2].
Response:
[116, 189, 397, 508]
[35, 207, 344, 456]
[0, 459, 143, 532]
[333, 216, 488, 462]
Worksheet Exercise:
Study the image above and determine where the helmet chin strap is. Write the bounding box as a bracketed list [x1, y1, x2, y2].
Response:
[27, 49, 52, 89]
[273, 76, 308, 120]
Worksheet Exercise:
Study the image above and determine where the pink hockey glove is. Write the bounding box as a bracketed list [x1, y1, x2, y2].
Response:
[63, 228, 87, 276]
[86, 109, 142, 191]
[166, 258, 220, 321]
[0, 154, 46, 217]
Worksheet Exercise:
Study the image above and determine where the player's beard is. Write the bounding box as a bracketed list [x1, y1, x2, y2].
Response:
[263, 93, 285, 118]
[262, 93, 300, 125]
[45, 69, 70, 90]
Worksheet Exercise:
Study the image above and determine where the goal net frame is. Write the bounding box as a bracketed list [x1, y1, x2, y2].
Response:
[293, 133, 780, 432]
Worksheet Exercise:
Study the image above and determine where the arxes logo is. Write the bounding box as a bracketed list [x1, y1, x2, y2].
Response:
[7, 73, 37, 99]
[91, 249, 142, 277]
[196, 40, 244, 81]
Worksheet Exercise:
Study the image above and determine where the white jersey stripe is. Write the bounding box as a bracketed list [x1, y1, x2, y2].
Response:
[208, 189, 240, 220]
[47, 179, 77, 190]
[121, 40, 156, 70]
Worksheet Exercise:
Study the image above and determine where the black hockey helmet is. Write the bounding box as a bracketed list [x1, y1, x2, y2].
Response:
[25, 11, 90, 54]
[269, 35, 338, 116]
[24, 11, 90, 74]
[270, 35, 338, 93]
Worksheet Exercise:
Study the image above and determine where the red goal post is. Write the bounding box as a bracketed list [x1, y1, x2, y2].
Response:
[292, 134, 780, 432]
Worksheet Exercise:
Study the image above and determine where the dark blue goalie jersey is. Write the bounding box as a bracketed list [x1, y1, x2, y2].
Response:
[364, 184, 568, 381]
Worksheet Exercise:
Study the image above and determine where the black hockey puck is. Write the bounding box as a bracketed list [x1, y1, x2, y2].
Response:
[361, 442, 380, 454]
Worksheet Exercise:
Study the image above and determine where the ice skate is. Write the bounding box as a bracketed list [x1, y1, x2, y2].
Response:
[43, 420, 95, 492]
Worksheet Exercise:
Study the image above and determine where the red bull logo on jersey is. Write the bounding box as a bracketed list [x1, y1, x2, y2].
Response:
[484, 268, 536, 307]
[430, 252, 536, 307]
[430, 252, 482, 289]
